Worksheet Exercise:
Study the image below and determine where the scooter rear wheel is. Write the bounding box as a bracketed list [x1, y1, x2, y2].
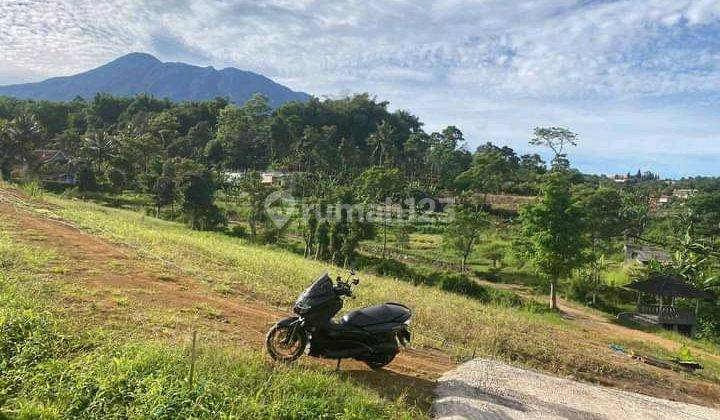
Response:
[266, 324, 307, 362]
[364, 352, 396, 370]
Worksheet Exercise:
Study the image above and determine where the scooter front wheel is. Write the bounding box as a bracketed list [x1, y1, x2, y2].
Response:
[266, 324, 307, 362]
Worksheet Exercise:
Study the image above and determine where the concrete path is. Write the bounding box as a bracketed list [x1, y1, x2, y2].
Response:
[434, 359, 720, 419]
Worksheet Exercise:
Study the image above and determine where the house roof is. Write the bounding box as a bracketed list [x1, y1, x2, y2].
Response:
[625, 275, 714, 300]
[35, 149, 68, 163]
[625, 244, 670, 262]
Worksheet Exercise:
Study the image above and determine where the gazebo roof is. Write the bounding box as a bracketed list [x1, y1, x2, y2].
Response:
[626, 275, 714, 300]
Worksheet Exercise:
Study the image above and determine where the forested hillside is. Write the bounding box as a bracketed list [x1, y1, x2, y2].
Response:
[1, 92, 719, 343]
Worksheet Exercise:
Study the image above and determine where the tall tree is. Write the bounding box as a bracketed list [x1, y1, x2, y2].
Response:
[179, 169, 223, 230]
[80, 131, 118, 173]
[518, 172, 589, 309]
[368, 120, 396, 166]
[455, 142, 519, 198]
[530, 127, 578, 169]
[577, 187, 624, 304]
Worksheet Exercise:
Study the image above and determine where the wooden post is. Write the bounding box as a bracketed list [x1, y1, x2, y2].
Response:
[189, 330, 198, 387]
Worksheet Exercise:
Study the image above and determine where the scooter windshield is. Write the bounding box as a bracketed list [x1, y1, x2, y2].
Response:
[296, 272, 334, 308]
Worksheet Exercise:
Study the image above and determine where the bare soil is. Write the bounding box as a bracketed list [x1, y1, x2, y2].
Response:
[0, 190, 454, 411]
[2, 187, 720, 414]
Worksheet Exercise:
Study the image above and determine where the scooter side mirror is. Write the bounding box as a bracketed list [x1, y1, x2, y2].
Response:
[352, 279, 360, 285]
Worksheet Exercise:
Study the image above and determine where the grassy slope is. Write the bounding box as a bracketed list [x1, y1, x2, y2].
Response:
[42, 196, 720, 397]
[0, 221, 418, 418]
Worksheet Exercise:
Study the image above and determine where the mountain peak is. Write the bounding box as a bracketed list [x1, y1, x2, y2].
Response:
[110, 52, 162, 66]
[0, 53, 310, 107]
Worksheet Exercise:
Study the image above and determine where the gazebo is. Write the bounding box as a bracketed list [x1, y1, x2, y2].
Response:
[618, 274, 714, 336]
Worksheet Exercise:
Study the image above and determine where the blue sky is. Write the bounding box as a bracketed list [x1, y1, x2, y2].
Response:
[1, 0, 720, 178]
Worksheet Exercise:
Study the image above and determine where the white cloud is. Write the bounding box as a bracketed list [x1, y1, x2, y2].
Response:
[1, 0, 720, 176]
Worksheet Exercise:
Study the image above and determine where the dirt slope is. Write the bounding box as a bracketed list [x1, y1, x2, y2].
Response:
[2, 187, 720, 412]
[0, 190, 454, 410]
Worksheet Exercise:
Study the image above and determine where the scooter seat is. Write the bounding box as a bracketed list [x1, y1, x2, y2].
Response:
[341, 303, 411, 327]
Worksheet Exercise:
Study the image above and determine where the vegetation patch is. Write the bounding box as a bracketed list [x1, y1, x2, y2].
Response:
[0, 229, 420, 419]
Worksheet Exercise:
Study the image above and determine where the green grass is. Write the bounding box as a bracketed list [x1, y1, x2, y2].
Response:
[39, 196, 720, 386]
[6, 190, 720, 406]
[0, 229, 420, 419]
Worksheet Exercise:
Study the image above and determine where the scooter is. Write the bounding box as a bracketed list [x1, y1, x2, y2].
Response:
[265, 271, 412, 370]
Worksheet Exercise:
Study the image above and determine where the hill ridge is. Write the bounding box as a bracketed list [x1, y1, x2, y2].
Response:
[0, 52, 311, 107]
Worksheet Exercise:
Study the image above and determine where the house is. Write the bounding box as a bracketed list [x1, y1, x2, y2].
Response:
[672, 189, 698, 200]
[223, 170, 292, 187]
[611, 174, 629, 184]
[261, 171, 289, 186]
[34, 150, 76, 185]
[657, 195, 672, 205]
[624, 243, 671, 264]
[650, 195, 672, 209]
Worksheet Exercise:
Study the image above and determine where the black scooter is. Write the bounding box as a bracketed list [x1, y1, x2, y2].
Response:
[265, 271, 412, 370]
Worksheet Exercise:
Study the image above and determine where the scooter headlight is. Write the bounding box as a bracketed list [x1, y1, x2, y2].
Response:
[403, 318, 411, 325]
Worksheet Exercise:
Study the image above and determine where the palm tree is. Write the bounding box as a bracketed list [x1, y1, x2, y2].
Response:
[81, 131, 118, 173]
[0, 113, 43, 179]
[368, 120, 396, 166]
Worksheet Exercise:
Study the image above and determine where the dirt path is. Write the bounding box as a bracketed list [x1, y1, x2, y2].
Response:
[435, 359, 720, 419]
[476, 278, 720, 364]
[0, 190, 455, 410]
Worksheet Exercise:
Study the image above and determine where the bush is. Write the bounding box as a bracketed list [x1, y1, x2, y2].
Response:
[355, 255, 545, 312]
[428, 271, 488, 298]
[228, 224, 247, 238]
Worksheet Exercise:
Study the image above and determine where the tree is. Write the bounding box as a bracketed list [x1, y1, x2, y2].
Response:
[620, 190, 650, 240]
[577, 187, 624, 304]
[329, 220, 347, 265]
[341, 218, 366, 267]
[148, 110, 180, 150]
[455, 142, 519, 198]
[368, 120, 396, 166]
[357, 166, 403, 258]
[395, 223, 411, 249]
[302, 210, 319, 258]
[179, 170, 224, 230]
[153, 176, 176, 218]
[80, 131, 118, 173]
[443, 192, 491, 273]
[518, 172, 589, 309]
[0, 114, 44, 179]
[428, 126, 472, 189]
[530, 127, 578, 168]
[233, 171, 272, 241]
[686, 192, 720, 241]
[76, 165, 97, 196]
[479, 240, 508, 270]
[214, 95, 272, 170]
[107, 167, 126, 194]
[315, 220, 330, 260]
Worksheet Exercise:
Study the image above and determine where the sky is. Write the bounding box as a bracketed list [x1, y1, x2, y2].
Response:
[1, 0, 720, 178]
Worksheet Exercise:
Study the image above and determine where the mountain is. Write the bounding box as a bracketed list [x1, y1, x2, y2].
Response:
[0, 53, 311, 107]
